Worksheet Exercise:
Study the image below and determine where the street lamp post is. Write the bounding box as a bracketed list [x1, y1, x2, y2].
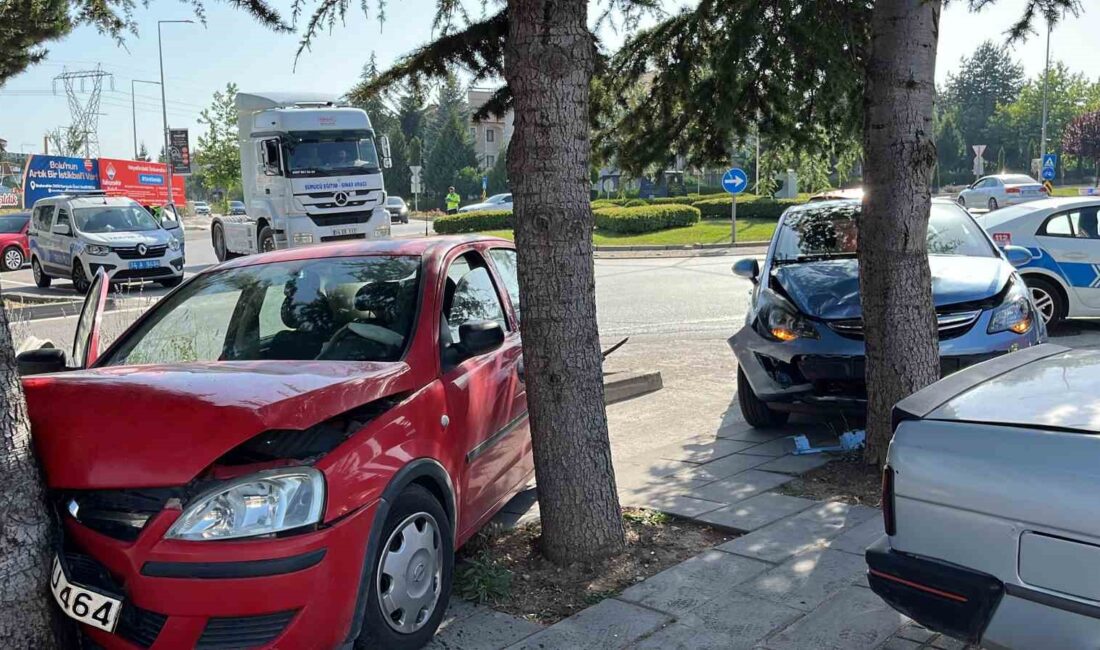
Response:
[1039, 19, 1052, 161]
[158, 20, 193, 208]
[132, 79, 161, 159]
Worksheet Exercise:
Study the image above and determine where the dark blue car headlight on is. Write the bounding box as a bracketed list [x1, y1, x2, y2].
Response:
[755, 288, 819, 342]
[988, 280, 1033, 335]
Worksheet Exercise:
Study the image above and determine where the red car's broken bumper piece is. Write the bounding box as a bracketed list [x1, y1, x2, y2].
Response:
[72, 501, 377, 649]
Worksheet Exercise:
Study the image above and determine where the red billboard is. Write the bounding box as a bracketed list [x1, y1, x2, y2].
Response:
[97, 158, 185, 205]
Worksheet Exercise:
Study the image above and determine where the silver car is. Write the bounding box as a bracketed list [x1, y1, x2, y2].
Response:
[957, 174, 1047, 211]
[868, 343, 1100, 648]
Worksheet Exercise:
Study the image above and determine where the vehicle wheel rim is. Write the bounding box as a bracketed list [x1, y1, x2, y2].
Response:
[261, 236, 275, 253]
[73, 265, 88, 292]
[32, 260, 41, 282]
[376, 512, 442, 635]
[213, 226, 224, 257]
[1031, 287, 1055, 323]
[5, 249, 22, 271]
[989, 199, 997, 210]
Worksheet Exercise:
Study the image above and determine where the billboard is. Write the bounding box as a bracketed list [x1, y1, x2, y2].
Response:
[169, 129, 192, 175]
[98, 158, 185, 205]
[21, 155, 99, 209]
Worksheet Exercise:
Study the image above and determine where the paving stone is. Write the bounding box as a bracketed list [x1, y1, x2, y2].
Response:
[691, 470, 795, 504]
[614, 458, 695, 484]
[829, 516, 887, 556]
[674, 590, 804, 647]
[718, 501, 878, 563]
[436, 599, 483, 630]
[429, 607, 542, 650]
[738, 548, 869, 612]
[754, 453, 832, 475]
[931, 635, 968, 650]
[650, 438, 760, 464]
[667, 453, 771, 483]
[696, 492, 817, 532]
[618, 549, 770, 616]
[761, 585, 908, 650]
[739, 437, 795, 457]
[896, 622, 936, 643]
[630, 623, 743, 650]
[715, 425, 788, 443]
[639, 494, 727, 519]
[882, 638, 923, 650]
[506, 598, 670, 650]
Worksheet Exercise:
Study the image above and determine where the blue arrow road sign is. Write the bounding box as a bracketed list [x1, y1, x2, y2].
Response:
[1041, 154, 1057, 181]
[722, 168, 749, 194]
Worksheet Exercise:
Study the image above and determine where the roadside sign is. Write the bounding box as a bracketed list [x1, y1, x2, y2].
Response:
[722, 168, 748, 195]
[168, 129, 191, 175]
[1041, 153, 1057, 181]
[411, 178, 421, 194]
[972, 145, 986, 157]
[971, 145, 986, 178]
[409, 165, 422, 180]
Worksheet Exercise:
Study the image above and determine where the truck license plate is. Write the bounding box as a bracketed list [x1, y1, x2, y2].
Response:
[332, 228, 356, 236]
[50, 556, 122, 633]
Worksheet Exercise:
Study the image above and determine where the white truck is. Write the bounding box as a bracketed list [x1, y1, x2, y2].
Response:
[212, 92, 393, 261]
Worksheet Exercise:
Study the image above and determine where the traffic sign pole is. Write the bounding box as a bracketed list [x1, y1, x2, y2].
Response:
[722, 167, 749, 245]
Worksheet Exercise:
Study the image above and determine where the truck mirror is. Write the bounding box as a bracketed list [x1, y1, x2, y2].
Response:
[379, 135, 392, 169]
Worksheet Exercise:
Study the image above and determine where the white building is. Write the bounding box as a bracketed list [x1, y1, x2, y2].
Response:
[467, 88, 513, 170]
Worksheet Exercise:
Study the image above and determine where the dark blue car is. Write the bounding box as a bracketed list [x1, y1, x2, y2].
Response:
[729, 199, 1046, 427]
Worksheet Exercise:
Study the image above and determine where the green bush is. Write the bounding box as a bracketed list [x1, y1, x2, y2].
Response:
[648, 196, 696, 205]
[623, 198, 649, 207]
[594, 204, 701, 234]
[433, 209, 513, 234]
[693, 196, 802, 220]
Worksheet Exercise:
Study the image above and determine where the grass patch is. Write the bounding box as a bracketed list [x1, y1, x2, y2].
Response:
[481, 218, 776, 246]
[1050, 185, 1098, 197]
[455, 507, 732, 624]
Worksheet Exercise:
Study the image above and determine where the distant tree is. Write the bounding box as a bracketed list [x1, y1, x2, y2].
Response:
[136, 141, 150, 162]
[934, 107, 967, 180]
[942, 41, 1024, 148]
[386, 128, 412, 197]
[397, 86, 426, 145]
[424, 111, 477, 202]
[195, 83, 242, 210]
[455, 165, 482, 199]
[424, 73, 468, 156]
[487, 145, 509, 194]
[1063, 110, 1100, 186]
[157, 146, 166, 164]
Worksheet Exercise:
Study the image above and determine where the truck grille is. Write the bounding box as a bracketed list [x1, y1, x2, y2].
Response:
[113, 245, 168, 260]
[827, 309, 982, 341]
[307, 211, 372, 227]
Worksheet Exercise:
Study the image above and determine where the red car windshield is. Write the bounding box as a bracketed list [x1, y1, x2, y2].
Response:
[0, 215, 28, 234]
[101, 256, 422, 366]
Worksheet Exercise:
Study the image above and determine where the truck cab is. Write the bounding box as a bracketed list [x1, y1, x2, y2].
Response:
[212, 92, 393, 261]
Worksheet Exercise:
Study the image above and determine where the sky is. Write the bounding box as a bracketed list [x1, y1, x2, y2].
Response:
[0, 0, 1094, 160]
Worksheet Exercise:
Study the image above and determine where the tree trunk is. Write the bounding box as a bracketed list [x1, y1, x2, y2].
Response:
[504, 0, 626, 563]
[859, 0, 943, 465]
[0, 300, 64, 647]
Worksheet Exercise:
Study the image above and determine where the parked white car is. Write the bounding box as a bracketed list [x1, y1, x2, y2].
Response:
[457, 193, 512, 213]
[956, 174, 1047, 211]
[868, 343, 1100, 649]
[28, 192, 185, 293]
[976, 197, 1100, 325]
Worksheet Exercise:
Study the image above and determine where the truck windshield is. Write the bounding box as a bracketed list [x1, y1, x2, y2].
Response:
[74, 206, 161, 234]
[285, 130, 380, 177]
[100, 255, 422, 366]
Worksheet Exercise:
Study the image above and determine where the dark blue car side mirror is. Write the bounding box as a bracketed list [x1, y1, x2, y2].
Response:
[1002, 245, 1033, 268]
[732, 258, 760, 283]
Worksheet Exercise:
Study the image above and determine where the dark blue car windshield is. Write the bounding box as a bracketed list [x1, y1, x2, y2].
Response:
[774, 202, 995, 262]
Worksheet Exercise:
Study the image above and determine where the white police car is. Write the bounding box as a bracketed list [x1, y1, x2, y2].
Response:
[28, 192, 185, 293]
[979, 197, 1100, 325]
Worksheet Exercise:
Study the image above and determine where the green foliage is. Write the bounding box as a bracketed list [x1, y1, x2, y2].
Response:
[693, 196, 802, 220]
[648, 196, 694, 205]
[622, 509, 671, 526]
[1063, 110, 1100, 182]
[455, 166, 482, 199]
[136, 141, 150, 162]
[434, 210, 513, 234]
[594, 205, 701, 234]
[454, 552, 512, 605]
[424, 110, 478, 203]
[195, 83, 242, 201]
[487, 146, 509, 194]
[622, 198, 648, 207]
[942, 41, 1025, 148]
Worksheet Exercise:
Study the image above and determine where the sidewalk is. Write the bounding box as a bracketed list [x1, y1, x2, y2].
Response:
[432, 427, 977, 649]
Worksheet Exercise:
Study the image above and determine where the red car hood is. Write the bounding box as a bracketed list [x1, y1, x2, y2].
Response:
[24, 361, 416, 489]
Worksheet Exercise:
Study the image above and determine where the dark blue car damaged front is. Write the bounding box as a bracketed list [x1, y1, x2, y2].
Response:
[730, 200, 1046, 421]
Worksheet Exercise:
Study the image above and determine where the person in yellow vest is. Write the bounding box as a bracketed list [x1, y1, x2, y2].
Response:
[445, 187, 461, 214]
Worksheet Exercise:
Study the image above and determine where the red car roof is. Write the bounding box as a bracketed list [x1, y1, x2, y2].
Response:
[216, 234, 513, 271]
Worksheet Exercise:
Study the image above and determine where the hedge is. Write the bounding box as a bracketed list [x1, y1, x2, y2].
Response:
[433, 210, 513, 234]
[593, 204, 701, 234]
[693, 196, 803, 220]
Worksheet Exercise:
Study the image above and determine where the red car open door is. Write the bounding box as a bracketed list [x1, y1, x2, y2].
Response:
[72, 269, 110, 368]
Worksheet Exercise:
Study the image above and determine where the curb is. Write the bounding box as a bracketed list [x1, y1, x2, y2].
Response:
[593, 241, 768, 252]
[3, 293, 82, 307]
[603, 370, 663, 405]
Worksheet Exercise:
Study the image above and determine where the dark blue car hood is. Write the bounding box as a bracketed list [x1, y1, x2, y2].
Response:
[773, 256, 1011, 321]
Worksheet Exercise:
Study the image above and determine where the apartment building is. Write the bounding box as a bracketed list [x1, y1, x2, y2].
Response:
[467, 88, 513, 170]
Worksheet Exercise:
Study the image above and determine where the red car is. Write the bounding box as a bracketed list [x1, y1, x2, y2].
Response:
[0, 210, 30, 271]
[19, 236, 532, 649]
